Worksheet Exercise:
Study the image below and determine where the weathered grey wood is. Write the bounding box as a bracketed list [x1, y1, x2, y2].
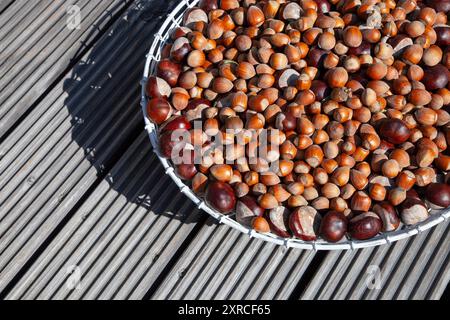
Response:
[151, 221, 316, 300]
[301, 221, 449, 300]
[377, 222, 449, 300]
[0, 0, 129, 139]
[0, 0, 179, 294]
[1, 0, 449, 301]
[6, 133, 203, 300]
[0, 0, 17, 16]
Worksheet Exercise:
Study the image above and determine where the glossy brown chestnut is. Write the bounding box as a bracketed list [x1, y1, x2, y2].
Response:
[422, 65, 450, 91]
[146, 76, 172, 98]
[435, 26, 450, 46]
[206, 181, 237, 214]
[289, 206, 321, 241]
[159, 131, 185, 159]
[379, 119, 411, 145]
[198, 0, 218, 11]
[400, 198, 429, 225]
[156, 59, 181, 87]
[319, 211, 348, 243]
[147, 98, 173, 125]
[176, 163, 197, 180]
[373, 202, 400, 232]
[348, 212, 382, 240]
[425, 183, 450, 209]
[160, 116, 191, 133]
[266, 206, 291, 238]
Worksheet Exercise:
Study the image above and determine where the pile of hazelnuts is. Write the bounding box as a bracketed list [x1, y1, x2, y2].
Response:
[146, 0, 450, 243]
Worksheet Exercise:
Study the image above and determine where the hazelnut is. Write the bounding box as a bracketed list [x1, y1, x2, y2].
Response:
[369, 183, 387, 202]
[252, 216, 270, 233]
[351, 191, 372, 212]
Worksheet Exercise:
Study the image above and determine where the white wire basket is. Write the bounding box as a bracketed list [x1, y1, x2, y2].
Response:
[141, 0, 450, 250]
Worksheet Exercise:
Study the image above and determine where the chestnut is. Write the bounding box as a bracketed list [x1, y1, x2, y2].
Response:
[311, 80, 330, 101]
[373, 202, 400, 232]
[426, 0, 450, 13]
[348, 212, 382, 240]
[170, 37, 192, 62]
[400, 198, 429, 225]
[319, 211, 348, 243]
[422, 65, 450, 91]
[266, 206, 291, 238]
[159, 131, 185, 159]
[160, 116, 191, 133]
[379, 118, 411, 145]
[425, 183, 450, 209]
[156, 59, 181, 87]
[289, 206, 321, 241]
[147, 98, 173, 125]
[435, 26, 450, 46]
[315, 0, 331, 13]
[206, 181, 237, 214]
[236, 195, 265, 226]
[176, 163, 197, 180]
[146, 76, 171, 98]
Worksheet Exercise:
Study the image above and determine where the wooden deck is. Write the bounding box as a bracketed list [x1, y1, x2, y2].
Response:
[0, 0, 448, 300]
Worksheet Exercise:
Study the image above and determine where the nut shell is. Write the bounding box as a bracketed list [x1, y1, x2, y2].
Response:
[320, 211, 348, 243]
[266, 206, 291, 238]
[373, 202, 400, 232]
[400, 198, 429, 225]
[349, 212, 382, 240]
[425, 183, 450, 209]
[289, 206, 321, 241]
[206, 181, 237, 214]
[379, 119, 411, 145]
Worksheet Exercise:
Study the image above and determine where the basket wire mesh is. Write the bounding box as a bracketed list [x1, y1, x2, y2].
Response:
[141, 0, 450, 250]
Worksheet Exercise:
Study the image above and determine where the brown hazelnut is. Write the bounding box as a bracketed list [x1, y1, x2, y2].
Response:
[351, 191, 372, 212]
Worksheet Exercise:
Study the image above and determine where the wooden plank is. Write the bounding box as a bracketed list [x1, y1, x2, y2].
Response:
[377, 222, 449, 300]
[6, 134, 204, 300]
[0, 0, 180, 294]
[300, 221, 449, 300]
[0, 0, 15, 15]
[0, 0, 130, 138]
[151, 222, 316, 300]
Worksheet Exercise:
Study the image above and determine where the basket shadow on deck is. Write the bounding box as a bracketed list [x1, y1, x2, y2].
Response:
[62, 0, 203, 225]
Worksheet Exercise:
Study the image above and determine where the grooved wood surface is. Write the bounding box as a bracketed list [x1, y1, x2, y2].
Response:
[0, 0, 448, 300]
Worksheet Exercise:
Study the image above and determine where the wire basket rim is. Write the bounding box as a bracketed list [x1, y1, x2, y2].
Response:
[140, 0, 450, 250]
